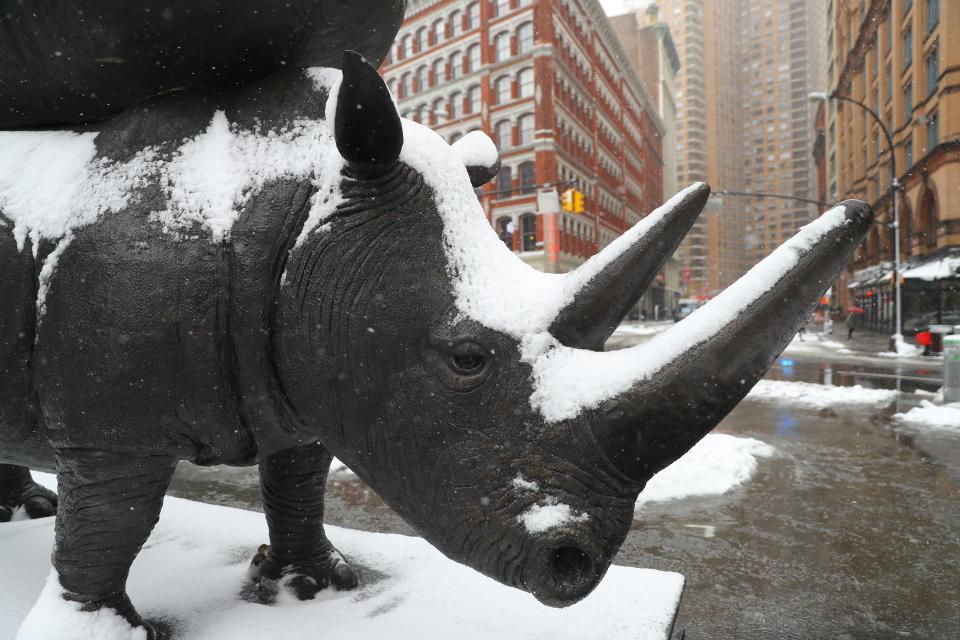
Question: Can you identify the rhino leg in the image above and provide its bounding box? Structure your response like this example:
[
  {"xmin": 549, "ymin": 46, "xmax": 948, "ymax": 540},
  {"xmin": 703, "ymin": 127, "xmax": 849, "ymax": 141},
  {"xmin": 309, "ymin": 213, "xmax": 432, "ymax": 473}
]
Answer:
[
  {"xmin": 17, "ymin": 449, "xmax": 177, "ymax": 640},
  {"xmin": 0, "ymin": 464, "xmax": 57, "ymax": 521},
  {"xmin": 251, "ymin": 441, "xmax": 358, "ymax": 600}
]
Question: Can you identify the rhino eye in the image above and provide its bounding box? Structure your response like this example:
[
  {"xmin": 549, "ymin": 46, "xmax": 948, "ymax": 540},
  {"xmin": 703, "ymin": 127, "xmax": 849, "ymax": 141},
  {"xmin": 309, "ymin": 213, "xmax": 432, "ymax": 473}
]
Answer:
[{"xmin": 451, "ymin": 353, "xmax": 485, "ymax": 375}]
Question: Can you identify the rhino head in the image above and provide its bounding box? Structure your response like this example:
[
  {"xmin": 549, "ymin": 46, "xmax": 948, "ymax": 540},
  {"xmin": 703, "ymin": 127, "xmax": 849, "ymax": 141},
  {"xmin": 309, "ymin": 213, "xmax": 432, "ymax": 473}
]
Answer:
[{"xmin": 275, "ymin": 52, "xmax": 872, "ymax": 607}]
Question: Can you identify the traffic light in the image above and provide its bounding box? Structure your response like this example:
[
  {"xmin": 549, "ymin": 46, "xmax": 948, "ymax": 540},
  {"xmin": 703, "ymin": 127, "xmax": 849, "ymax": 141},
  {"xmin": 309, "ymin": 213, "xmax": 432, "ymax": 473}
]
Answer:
[{"xmin": 561, "ymin": 188, "xmax": 585, "ymax": 213}]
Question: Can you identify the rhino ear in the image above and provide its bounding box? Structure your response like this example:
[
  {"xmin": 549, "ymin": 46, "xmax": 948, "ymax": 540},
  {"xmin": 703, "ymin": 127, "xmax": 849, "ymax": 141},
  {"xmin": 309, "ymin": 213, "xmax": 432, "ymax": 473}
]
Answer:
[
  {"xmin": 335, "ymin": 50, "xmax": 403, "ymax": 170},
  {"xmin": 451, "ymin": 131, "xmax": 501, "ymax": 188}
]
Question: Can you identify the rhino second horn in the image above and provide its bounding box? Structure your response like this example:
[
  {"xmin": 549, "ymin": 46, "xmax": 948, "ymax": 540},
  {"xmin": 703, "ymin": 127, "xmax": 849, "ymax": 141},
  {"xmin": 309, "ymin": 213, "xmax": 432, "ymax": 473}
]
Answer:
[
  {"xmin": 549, "ymin": 183, "xmax": 710, "ymax": 351},
  {"xmin": 588, "ymin": 199, "xmax": 873, "ymax": 482},
  {"xmin": 335, "ymin": 50, "xmax": 403, "ymax": 171}
]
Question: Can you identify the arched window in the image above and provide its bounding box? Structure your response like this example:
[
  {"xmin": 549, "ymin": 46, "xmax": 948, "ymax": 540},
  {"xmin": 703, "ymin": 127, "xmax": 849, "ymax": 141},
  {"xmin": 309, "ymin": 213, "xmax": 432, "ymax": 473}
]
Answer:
[
  {"xmin": 495, "ymin": 32, "xmax": 511, "ymax": 62},
  {"xmin": 495, "ymin": 0, "xmax": 511, "ymax": 17},
  {"xmin": 450, "ymin": 91, "xmax": 463, "ymax": 118},
  {"xmin": 449, "ymin": 131, "xmax": 463, "ymax": 144},
  {"xmin": 432, "ymin": 97, "xmax": 447, "ymax": 122},
  {"xmin": 918, "ymin": 188, "xmax": 939, "ymax": 251},
  {"xmin": 517, "ymin": 23, "xmax": 534, "ymax": 54},
  {"xmin": 518, "ymin": 114, "xmax": 535, "ymax": 144},
  {"xmin": 495, "ymin": 120, "xmax": 512, "ymax": 149},
  {"xmin": 467, "ymin": 2, "xmax": 481, "ymax": 29},
  {"xmin": 401, "ymin": 72, "xmax": 413, "ymax": 98},
  {"xmin": 467, "ymin": 85, "xmax": 482, "ymax": 113},
  {"xmin": 496, "ymin": 216, "xmax": 513, "ymax": 249},
  {"xmin": 519, "ymin": 161, "xmax": 536, "ymax": 194},
  {"xmin": 467, "ymin": 44, "xmax": 481, "ymax": 73},
  {"xmin": 495, "ymin": 76, "xmax": 512, "ymax": 104},
  {"xmin": 416, "ymin": 27, "xmax": 428, "ymax": 52},
  {"xmin": 416, "ymin": 66, "xmax": 428, "ymax": 91},
  {"xmin": 518, "ymin": 67, "xmax": 534, "ymax": 98},
  {"xmin": 520, "ymin": 213, "xmax": 537, "ymax": 251},
  {"xmin": 450, "ymin": 51, "xmax": 463, "ymax": 79},
  {"xmin": 403, "ymin": 34, "xmax": 414, "ymax": 58},
  {"xmin": 449, "ymin": 10, "xmax": 462, "ymax": 37},
  {"xmin": 433, "ymin": 19, "xmax": 445, "ymax": 44},
  {"xmin": 497, "ymin": 165, "xmax": 513, "ymax": 198},
  {"xmin": 432, "ymin": 58, "xmax": 446, "ymax": 84}
]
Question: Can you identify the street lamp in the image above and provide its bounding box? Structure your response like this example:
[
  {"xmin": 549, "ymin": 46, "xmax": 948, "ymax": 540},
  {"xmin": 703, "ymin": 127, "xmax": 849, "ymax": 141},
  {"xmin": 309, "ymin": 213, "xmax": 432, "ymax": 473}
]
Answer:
[{"xmin": 809, "ymin": 91, "xmax": 902, "ymax": 344}]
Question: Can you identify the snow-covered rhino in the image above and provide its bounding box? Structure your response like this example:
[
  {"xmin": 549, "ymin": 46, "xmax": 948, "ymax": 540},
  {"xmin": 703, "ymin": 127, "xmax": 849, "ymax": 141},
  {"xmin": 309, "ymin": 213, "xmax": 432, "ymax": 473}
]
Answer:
[{"xmin": 0, "ymin": 52, "xmax": 872, "ymax": 639}]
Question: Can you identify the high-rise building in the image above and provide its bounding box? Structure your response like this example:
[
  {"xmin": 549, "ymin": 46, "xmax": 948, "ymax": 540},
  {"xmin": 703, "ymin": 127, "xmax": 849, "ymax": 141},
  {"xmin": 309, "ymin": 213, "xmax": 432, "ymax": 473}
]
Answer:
[
  {"xmin": 824, "ymin": 0, "xmax": 959, "ymax": 334},
  {"xmin": 614, "ymin": 1, "xmax": 825, "ymax": 296},
  {"xmin": 381, "ymin": 0, "xmax": 665, "ymax": 282}
]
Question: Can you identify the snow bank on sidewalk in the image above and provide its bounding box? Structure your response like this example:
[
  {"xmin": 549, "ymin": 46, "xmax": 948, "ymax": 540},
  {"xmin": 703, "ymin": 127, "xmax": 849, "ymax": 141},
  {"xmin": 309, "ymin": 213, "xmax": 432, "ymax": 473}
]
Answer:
[
  {"xmin": 893, "ymin": 400, "xmax": 960, "ymax": 431},
  {"xmin": 747, "ymin": 380, "xmax": 898, "ymax": 409},
  {"xmin": 637, "ymin": 434, "xmax": 774, "ymax": 506},
  {"xmin": 1, "ymin": 474, "xmax": 684, "ymax": 640}
]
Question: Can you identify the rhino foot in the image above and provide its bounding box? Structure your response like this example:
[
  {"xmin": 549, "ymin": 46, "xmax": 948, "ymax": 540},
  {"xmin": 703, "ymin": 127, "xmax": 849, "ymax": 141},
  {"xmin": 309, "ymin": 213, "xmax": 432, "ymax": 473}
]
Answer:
[
  {"xmin": 248, "ymin": 543, "xmax": 359, "ymax": 601},
  {"xmin": 0, "ymin": 465, "xmax": 58, "ymax": 521}
]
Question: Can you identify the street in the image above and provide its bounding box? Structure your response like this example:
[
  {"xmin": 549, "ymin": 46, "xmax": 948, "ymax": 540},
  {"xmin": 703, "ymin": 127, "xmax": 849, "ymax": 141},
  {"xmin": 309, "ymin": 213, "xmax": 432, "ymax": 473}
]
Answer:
[{"xmin": 168, "ymin": 324, "xmax": 960, "ymax": 639}]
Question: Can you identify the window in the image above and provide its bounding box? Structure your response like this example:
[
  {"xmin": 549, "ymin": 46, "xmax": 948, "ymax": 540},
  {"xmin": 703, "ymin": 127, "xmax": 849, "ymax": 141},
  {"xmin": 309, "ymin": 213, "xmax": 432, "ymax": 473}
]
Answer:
[
  {"xmin": 495, "ymin": 216, "xmax": 513, "ymax": 249},
  {"xmin": 495, "ymin": 120, "xmax": 512, "ymax": 148},
  {"xmin": 467, "ymin": 85, "xmax": 482, "ymax": 114},
  {"xmin": 416, "ymin": 66, "xmax": 428, "ymax": 92},
  {"xmin": 926, "ymin": 46, "xmax": 939, "ymax": 98},
  {"xmin": 518, "ymin": 68, "xmax": 534, "ymax": 98},
  {"xmin": 450, "ymin": 51, "xmax": 463, "ymax": 79},
  {"xmin": 403, "ymin": 35, "xmax": 414, "ymax": 58},
  {"xmin": 927, "ymin": 0, "xmax": 940, "ymax": 33},
  {"xmin": 495, "ymin": 32, "xmax": 511, "ymax": 62},
  {"xmin": 903, "ymin": 26, "xmax": 912, "ymax": 68},
  {"xmin": 495, "ymin": 0, "xmax": 511, "ymax": 17},
  {"xmin": 886, "ymin": 65, "xmax": 892, "ymax": 100},
  {"xmin": 432, "ymin": 58, "xmax": 445, "ymax": 84},
  {"xmin": 517, "ymin": 22, "xmax": 534, "ymax": 54},
  {"xmin": 467, "ymin": 2, "xmax": 480, "ymax": 29},
  {"xmin": 519, "ymin": 161, "xmax": 535, "ymax": 194},
  {"xmin": 433, "ymin": 19, "xmax": 445, "ymax": 44},
  {"xmin": 402, "ymin": 72, "xmax": 413, "ymax": 98},
  {"xmin": 905, "ymin": 0, "xmax": 913, "ymax": 13},
  {"xmin": 467, "ymin": 44, "xmax": 481, "ymax": 73},
  {"xmin": 495, "ymin": 75, "xmax": 512, "ymax": 103},
  {"xmin": 450, "ymin": 92, "xmax": 463, "ymax": 118},
  {"xmin": 926, "ymin": 112, "xmax": 939, "ymax": 152},
  {"xmin": 520, "ymin": 214, "xmax": 537, "ymax": 251},
  {"xmin": 449, "ymin": 132, "xmax": 462, "ymax": 144},
  {"xmin": 904, "ymin": 135, "xmax": 913, "ymax": 168},
  {"xmin": 497, "ymin": 165, "xmax": 513, "ymax": 197},
  {"xmin": 416, "ymin": 27, "xmax": 428, "ymax": 52},
  {"xmin": 518, "ymin": 114, "xmax": 535, "ymax": 145},
  {"xmin": 450, "ymin": 11, "xmax": 462, "ymax": 37},
  {"xmin": 387, "ymin": 78, "xmax": 398, "ymax": 96},
  {"xmin": 904, "ymin": 81, "xmax": 913, "ymax": 122},
  {"xmin": 432, "ymin": 97, "xmax": 447, "ymax": 121}
]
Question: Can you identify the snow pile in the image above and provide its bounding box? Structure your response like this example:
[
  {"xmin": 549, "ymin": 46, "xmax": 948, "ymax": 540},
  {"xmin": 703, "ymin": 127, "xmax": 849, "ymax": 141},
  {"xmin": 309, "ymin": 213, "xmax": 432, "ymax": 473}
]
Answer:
[
  {"xmin": 0, "ymin": 475, "xmax": 684, "ymax": 640},
  {"xmin": 637, "ymin": 434, "xmax": 774, "ymax": 506},
  {"xmin": 893, "ymin": 334, "xmax": 924, "ymax": 357},
  {"xmin": 746, "ymin": 380, "xmax": 898, "ymax": 409},
  {"xmin": 613, "ymin": 322, "xmax": 674, "ymax": 336},
  {"xmin": 893, "ymin": 400, "xmax": 960, "ymax": 431}
]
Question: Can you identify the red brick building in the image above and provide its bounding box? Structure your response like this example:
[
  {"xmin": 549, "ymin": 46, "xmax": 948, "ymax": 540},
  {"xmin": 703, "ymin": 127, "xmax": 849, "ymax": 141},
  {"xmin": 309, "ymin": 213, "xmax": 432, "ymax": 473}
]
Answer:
[{"xmin": 381, "ymin": 0, "xmax": 665, "ymax": 274}]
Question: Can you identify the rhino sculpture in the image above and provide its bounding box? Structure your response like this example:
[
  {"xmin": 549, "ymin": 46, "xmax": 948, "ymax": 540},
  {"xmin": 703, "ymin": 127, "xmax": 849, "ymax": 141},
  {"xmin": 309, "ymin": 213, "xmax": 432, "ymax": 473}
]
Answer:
[{"xmin": 0, "ymin": 51, "xmax": 871, "ymax": 639}]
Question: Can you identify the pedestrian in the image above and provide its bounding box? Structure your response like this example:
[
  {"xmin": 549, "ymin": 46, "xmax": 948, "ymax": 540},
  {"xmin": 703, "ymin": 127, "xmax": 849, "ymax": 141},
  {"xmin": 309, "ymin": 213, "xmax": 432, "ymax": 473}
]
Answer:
[{"xmin": 846, "ymin": 312, "xmax": 856, "ymax": 339}]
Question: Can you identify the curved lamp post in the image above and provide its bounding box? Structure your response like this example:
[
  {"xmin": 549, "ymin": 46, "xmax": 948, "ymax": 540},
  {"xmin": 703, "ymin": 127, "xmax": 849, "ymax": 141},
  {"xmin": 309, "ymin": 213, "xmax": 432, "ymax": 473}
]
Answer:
[{"xmin": 809, "ymin": 91, "xmax": 902, "ymax": 342}]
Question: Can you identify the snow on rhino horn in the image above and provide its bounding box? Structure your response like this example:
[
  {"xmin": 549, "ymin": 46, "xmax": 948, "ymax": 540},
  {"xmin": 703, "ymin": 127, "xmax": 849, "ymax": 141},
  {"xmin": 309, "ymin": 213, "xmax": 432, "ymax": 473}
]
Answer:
[{"xmin": 1, "ymin": 50, "xmax": 872, "ymax": 640}]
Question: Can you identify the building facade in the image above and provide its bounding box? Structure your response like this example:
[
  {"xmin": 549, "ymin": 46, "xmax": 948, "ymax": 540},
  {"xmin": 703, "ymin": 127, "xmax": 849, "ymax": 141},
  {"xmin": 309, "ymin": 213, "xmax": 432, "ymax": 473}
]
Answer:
[
  {"xmin": 827, "ymin": 0, "xmax": 959, "ymax": 334},
  {"xmin": 381, "ymin": 0, "xmax": 665, "ymax": 280}
]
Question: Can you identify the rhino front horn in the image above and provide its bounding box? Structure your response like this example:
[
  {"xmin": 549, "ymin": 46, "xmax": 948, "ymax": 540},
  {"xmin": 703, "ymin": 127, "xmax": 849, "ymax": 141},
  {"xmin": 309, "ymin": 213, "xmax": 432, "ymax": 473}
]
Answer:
[
  {"xmin": 335, "ymin": 50, "xmax": 403, "ymax": 171},
  {"xmin": 586, "ymin": 200, "xmax": 873, "ymax": 482}
]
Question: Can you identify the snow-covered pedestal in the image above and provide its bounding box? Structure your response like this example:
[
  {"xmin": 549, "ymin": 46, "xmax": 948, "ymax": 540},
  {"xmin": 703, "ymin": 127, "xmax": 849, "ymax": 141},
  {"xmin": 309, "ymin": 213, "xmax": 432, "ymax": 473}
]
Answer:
[{"xmin": 1, "ymin": 476, "xmax": 684, "ymax": 640}]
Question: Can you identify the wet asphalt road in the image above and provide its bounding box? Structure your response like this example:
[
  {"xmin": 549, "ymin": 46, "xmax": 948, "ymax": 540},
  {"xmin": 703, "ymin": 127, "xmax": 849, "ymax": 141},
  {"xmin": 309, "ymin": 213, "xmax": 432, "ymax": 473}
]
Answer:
[{"xmin": 167, "ymin": 344, "xmax": 960, "ymax": 639}]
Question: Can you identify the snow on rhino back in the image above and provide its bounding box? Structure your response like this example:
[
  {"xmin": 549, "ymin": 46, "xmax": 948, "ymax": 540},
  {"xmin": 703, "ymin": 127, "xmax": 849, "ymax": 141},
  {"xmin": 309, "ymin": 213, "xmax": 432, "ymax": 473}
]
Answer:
[{"xmin": 0, "ymin": 68, "xmax": 346, "ymax": 255}]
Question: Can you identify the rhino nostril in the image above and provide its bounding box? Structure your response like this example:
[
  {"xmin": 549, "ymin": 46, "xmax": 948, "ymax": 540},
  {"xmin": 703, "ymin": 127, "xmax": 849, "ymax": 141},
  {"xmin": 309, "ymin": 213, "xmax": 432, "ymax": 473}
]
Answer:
[{"xmin": 549, "ymin": 545, "xmax": 594, "ymax": 587}]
